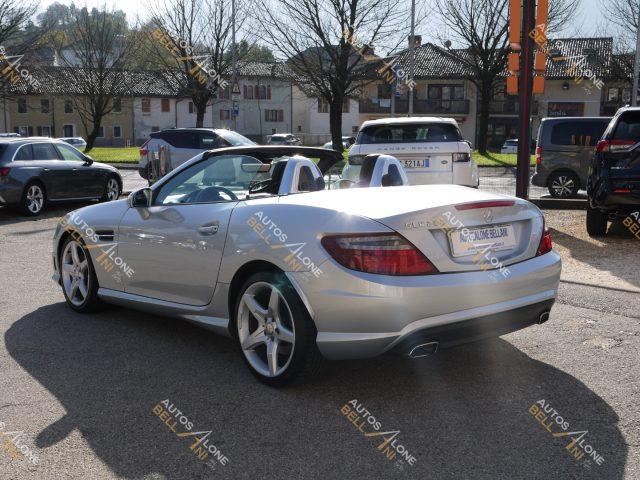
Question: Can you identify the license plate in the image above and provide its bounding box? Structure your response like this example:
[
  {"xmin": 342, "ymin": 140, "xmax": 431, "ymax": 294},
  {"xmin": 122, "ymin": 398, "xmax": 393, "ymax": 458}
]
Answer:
[
  {"xmin": 448, "ymin": 224, "xmax": 517, "ymax": 258},
  {"xmin": 401, "ymin": 159, "xmax": 428, "ymax": 168}
]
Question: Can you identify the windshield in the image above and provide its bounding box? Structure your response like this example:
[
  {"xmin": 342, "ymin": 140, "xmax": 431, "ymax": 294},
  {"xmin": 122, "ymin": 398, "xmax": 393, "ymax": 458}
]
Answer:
[
  {"xmin": 216, "ymin": 130, "xmax": 256, "ymax": 146},
  {"xmin": 357, "ymin": 123, "xmax": 462, "ymax": 144}
]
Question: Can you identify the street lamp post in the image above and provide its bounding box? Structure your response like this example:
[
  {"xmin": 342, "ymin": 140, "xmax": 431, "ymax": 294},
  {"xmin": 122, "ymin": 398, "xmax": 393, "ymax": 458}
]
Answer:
[
  {"xmin": 633, "ymin": 1, "xmax": 640, "ymax": 106},
  {"xmin": 408, "ymin": 0, "xmax": 415, "ymax": 116}
]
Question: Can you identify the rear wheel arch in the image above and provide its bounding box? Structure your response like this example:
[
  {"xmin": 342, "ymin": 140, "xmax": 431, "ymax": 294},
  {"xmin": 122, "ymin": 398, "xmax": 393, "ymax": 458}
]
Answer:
[{"xmin": 228, "ymin": 260, "xmax": 284, "ymax": 327}]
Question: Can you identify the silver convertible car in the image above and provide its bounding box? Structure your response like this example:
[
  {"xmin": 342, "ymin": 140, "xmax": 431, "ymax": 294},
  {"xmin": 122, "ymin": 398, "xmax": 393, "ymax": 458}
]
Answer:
[{"xmin": 52, "ymin": 146, "xmax": 561, "ymax": 386}]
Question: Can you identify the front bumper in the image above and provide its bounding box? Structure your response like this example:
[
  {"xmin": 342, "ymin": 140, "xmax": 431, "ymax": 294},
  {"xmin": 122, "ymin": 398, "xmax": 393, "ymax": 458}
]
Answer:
[
  {"xmin": 531, "ymin": 171, "xmax": 547, "ymax": 187},
  {"xmin": 290, "ymin": 251, "xmax": 561, "ymax": 360}
]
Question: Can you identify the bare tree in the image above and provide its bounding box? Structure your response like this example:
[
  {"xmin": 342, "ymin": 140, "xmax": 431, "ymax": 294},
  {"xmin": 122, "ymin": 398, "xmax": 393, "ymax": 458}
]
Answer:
[
  {"xmin": 0, "ymin": 0, "xmax": 39, "ymax": 47},
  {"xmin": 145, "ymin": 0, "xmax": 245, "ymax": 127},
  {"xmin": 436, "ymin": 0, "xmax": 580, "ymax": 153},
  {"xmin": 602, "ymin": 0, "xmax": 638, "ymax": 46},
  {"xmin": 259, "ymin": 0, "xmax": 408, "ymax": 151},
  {"xmin": 52, "ymin": 6, "xmax": 137, "ymax": 151}
]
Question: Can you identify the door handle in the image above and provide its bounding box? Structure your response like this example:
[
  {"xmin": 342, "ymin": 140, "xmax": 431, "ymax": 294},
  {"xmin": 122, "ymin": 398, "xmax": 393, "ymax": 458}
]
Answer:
[
  {"xmin": 43, "ymin": 168, "xmax": 50, "ymax": 172},
  {"xmin": 197, "ymin": 222, "xmax": 219, "ymax": 235}
]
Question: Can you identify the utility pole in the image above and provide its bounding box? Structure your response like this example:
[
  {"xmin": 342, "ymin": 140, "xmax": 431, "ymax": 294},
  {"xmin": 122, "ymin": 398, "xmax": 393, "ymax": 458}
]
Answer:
[
  {"xmin": 408, "ymin": 0, "xmax": 415, "ymax": 116},
  {"xmin": 231, "ymin": 0, "xmax": 237, "ymax": 130},
  {"xmin": 515, "ymin": 0, "xmax": 536, "ymax": 199},
  {"xmin": 633, "ymin": 2, "xmax": 640, "ymax": 106}
]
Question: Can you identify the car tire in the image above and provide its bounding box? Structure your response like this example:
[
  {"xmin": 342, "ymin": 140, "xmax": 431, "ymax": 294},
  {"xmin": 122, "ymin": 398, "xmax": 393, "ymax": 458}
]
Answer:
[
  {"xmin": 586, "ymin": 204, "xmax": 608, "ymax": 237},
  {"xmin": 101, "ymin": 175, "xmax": 121, "ymax": 202},
  {"xmin": 59, "ymin": 235, "xmax": 104, "ymax": 313},
  {"xmin": 20, "ymin": 182, "xmax": 46, "ymax": 216},
  {"xmin": 547, "ymin": 172, "xmax": 580, "ymax": 198},
  {"xmin": 233, "ymin": 271, "xmax": 324, "ymax": 386}
]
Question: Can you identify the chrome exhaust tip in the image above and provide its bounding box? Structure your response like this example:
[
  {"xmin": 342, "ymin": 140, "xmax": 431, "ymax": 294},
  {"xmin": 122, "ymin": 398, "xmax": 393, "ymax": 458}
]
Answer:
[
  {"xmin": 538, "ymin": 311, "xmax": 550, "ymax": 324},
  {"xmin": 408, "ymin": 341, "xmax": 439, "ymax": 359}
]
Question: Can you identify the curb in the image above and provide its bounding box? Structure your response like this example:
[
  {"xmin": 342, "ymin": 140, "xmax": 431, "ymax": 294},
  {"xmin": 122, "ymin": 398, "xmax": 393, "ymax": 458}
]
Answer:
[
  {"xmin": 108, "ymin": 163, "xmax": 138, "ymax": 170},
  {"xmin": 531, "ymin": 198, "xmax": 587, "ymax": 210}
]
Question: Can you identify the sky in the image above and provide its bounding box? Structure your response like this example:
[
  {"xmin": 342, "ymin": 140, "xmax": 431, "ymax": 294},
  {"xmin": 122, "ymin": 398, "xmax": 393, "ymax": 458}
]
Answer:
[{"xmin": 37, "ymin": 0, "xmax": 608, "ymax": 40}]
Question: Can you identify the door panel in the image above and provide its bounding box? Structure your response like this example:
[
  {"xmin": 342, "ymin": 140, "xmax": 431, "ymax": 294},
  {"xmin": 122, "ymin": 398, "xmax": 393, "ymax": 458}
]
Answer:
[
  {"xmin": 29, "ymin": 143, "xmax": 73, "ymax": 199},
  {"xmin": 118, "ymin": 203, "xmax": 235, "ymax": 305},
  {"xmin": 55, "ymin": 143, "xmax": 103, "ymax": 197}
]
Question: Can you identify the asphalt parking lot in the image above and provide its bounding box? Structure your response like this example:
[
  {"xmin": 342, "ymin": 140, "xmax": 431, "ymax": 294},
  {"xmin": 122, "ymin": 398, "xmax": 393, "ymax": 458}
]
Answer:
[{"xmin": 0, "ymin": 205, "xmax": 638, "ymax": 479}]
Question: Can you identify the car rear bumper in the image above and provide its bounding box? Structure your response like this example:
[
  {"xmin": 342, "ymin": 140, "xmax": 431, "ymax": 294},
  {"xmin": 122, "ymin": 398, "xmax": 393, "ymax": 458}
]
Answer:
[
  {"xmin": 290, "ymin": 250, "xmax": 561, "ymax": 360},
  {"xmin": 0, "ymin": 185, "xmax": 22, "ymax": 205},
  {"xmin": 531, "ymin": 171, "xmax": 547, "ymax": 187}
]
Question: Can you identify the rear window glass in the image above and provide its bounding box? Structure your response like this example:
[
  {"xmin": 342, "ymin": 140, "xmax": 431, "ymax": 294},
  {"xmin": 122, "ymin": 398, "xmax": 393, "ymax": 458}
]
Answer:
[
  {"xmin": 612, "ymin": 111, "xmax": 640, "ymax": 142},
  {"xmin": 357, "ymin": 123, "xmax": 462, "ymax": 144},
  {"xmin": 549, "ymin": 120, "xmax": 609, "ymax": 146},
  {"xmin": 217, "ymin": 130, "xmax": 256, "ymax": 146}
]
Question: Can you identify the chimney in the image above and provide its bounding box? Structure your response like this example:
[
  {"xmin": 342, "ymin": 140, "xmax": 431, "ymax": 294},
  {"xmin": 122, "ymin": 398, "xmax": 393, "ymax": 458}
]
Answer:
[{"xmin": 409, "ymin": 35, "xmax": 422, "ymax": 48}]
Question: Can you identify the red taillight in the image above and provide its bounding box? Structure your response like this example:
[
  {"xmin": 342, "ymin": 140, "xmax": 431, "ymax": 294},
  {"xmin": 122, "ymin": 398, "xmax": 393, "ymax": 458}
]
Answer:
[
  {"xmin": 0, "ymin": 167, "xmax": 9, "ymax": 177},
  {"xmin": 455, "ymin": 200, "xmax": 515, "ymax": 211},
  {"xmin": 321, "ymin": 233, "xmax": 438, "ymax": 276},
  {"xmin": 453, "ymin": 152, "xmax": 470, "ymax": 162},
  {"xmin": 140, "ymin": 139, "xmax": 150, "ymax": 157},
  {"xmin": 613, "ymin": 188, "xmax": 631, "ymax": 194},
  {"xmin": 598, "ymin": 139, "xmax": 637, "ymax": 153},
  {"xmin": 535, "ymin": 146, "xmax": 542, "ymax": 165},
  {"xmin": 536, "ymin": 217, "xmax": 553, "ymax": 256}
]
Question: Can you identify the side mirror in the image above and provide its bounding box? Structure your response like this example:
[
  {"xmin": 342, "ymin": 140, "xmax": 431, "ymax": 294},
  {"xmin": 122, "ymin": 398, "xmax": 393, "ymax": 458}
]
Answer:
[
  {"xmin": 128, "ymin": 187, "xmax": 152, "ymax": 208},
  {"xmin": 83, "ymin": 155, "xmax": 93, "ymax": 165}
]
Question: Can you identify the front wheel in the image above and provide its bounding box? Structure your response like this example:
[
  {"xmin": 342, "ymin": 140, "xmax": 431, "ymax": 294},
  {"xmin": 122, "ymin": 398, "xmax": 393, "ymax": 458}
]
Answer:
[
  {"xmin": 101, "ymin": 176, "xmax": 120, "ymax": 202},
  {"xmin": 586, "ymin": 204, "xmax": 608, "ymax": 237},
  {"xmin": 60, "ymin": 236, "xmax": 103, "ymax": 312},
  {"xmin": 233, "ymin": 271, "xmax": 323, "ymax": 386}
]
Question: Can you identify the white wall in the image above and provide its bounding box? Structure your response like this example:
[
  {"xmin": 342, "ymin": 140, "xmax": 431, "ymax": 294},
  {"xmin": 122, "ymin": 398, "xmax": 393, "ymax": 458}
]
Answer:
[{"xmin": 133, "ymin": 97, "xmax": 178, "ymax": 142}]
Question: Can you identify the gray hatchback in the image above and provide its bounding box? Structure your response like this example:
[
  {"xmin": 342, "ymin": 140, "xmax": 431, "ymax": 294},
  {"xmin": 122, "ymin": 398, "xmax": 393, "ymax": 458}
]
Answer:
[
  {"xmin": 531, "ymin": 117, "xmax": 611, "ymax": 198},
  {"xmin": 0, "ymin": 138, "xmax": 122, "ymax": 215}
]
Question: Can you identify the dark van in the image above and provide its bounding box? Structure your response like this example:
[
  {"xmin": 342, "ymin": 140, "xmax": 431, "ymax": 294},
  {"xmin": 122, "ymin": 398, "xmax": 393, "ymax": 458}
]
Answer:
[{"xmin": 531, "ymin": 117, "xmax": 611, "ymax": 198}]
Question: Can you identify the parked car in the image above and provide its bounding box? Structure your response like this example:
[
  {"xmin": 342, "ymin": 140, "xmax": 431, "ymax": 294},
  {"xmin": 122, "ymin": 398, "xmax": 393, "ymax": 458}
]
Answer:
[
  {"xmin": 52, "ymin": 145, "xmax": 560, "ymax": 386},
  {"xmin": 267, "ymin": 134, "xmax": 302, "ymax": 146},
  {"xmin": 59, "ymin": 137, "xmax": 88, "ymax": 150},
  {"xmin": 586, "ymin": 107, "xmax": 640, "ymax": 236},
  {"xmin": 343, "ymin": 117, "xmax": 479, "ymax": 188},
  {"xmin": 0, "ymin": 138, "xmax": 122, "ymax": 216},
  {"xmin": 500, "ymin": 139, "xmax": 518, "ymax": 154},
  {"xmin": 138, "ymin": 128, "xmax": 255, "ymax": 183},
  {"xmin": 0, "ymin": 133, "xmax": 21, "ymax": 138},
  {"xmin": 322, "ymin": 136, "xmax": 357, "ymax": 150},
  {"xmin": 531, "ymin": 117, "xmax": 611, "ymax": 198}
]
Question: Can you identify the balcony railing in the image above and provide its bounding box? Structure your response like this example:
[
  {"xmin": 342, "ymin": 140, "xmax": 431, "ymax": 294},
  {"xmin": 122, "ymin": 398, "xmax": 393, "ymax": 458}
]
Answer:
[{"xmin": 359, "ymin": 98, "xmax": 470, "ymax": 115}]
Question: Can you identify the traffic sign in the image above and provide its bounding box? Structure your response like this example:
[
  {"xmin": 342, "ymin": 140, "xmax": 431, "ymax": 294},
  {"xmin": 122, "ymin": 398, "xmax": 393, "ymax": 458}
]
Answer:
[{"xmin": 232, "ymin": 80, "xmax": 241, "ymax": 96}]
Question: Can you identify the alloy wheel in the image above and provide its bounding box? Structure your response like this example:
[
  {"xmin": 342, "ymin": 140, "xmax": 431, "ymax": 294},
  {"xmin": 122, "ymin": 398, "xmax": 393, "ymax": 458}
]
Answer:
[
  {"xmin": 551, "ymin": 175, "xmax": 575, "ymax": 198},
  {"xmin": 26, "ymin": 185, "xmax": 44, "ymax": 214},
  {"xmin": 237, "ymin": 282, "xmax": 296, "ymax": 377},
  {"xmin": 106, "ymin": 178, "xmax": 119, "ymax": 201},
  {"xmin": 61, "ymin": 240, "xmax": 90, "ymax": 307}
]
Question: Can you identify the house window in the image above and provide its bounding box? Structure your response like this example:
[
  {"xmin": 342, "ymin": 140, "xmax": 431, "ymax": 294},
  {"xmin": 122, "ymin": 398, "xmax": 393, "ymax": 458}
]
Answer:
[
  {"xmin": 161, "ymin": 98, "xmax": 170, "ymax": 112},
  {"xmin": 141, "ymin": 98, "xmax": 151, "ymax": 113},
  {"xmin": 428, "ymin": 85, "xmax": 465, "ymax": 101},
  {"xmin": 318, "ymin": 98, "xmax": 329, "ymax": 113},
  {"xmin": 17, "ymin": 98, "xmax": 27, "ymax": 113},
  {"xmin": 113, "ymin": 98, "xmax": 122, "ymax": 113},
  {"xmin": 63, "ymin": 125, "xmax": 74, "ymax": 137},
  {"xmin": 607, "ymin": 88, "xmax": 620, "ymax": 102},
  {"xmin": 623, "ymin": 88, "xmax": 631, "ymax": 103},
  {"xmin": 17, "ymin": 126, "xmax": 29, "ymax": 136},
  {"xmin": 265, "ymin": 109, "xmax": 283, "ymax": 122},
  {"xmin": 64, "ymin": 100, "xmax": 73, "ymax": 113},
  {"xmin": 218, "ymin": 86, "xmax": 230, "ymax": 99},
  {"xmin": 352, "ymin": 125, "xmax": 359, "ymax": 134},
  {"xmin": 151, "ymin": 126, "xmax": 160, "ymax": 132},
  {"xmin": 297, "ymin": 125, "xmax": 302, "ymax": 132},
  {"xmin": 113, "ymin": 125, "xmax": 122, "ymax": 138},
  {"xmin": 188, "ymin": 102, "xmax": 194, "ymax": 113},
  {"xmin": 244, "ymin": 84, "xmax": 254, "ymax": 99},
  {"xmin": 37, "ymin": 126, "xmax": 51, "ymax": 136},
  {"xmin": 377, "ymin": 83, "xmax": 391, "ymax": 98},
  {"xmin": 97, "ymin": 126, "xmax": 105, "ymax": 138},
  {"xmin": 342, "ymin": 100, "xmax": 350, "ymax": 113},
  {"xmin": 41, "ymin": 99, "xmax": 50, "ymax": 114},
  {"xmin": 220, "ymin": 110, "xmax": 231, "ymax": 120}
]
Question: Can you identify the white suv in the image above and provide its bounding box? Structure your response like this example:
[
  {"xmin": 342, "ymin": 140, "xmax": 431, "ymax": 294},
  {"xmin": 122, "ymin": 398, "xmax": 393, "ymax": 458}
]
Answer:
[{"xmin": 343, "ymin": 117, "xmax": 479, "ymax": 187}]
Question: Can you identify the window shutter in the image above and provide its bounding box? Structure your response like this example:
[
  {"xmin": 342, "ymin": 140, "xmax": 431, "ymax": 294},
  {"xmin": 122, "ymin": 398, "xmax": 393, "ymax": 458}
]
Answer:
[
  {"xmin": 267, "ymin": 86, "xmax": 271, "ymax": 99},
  {"xmin": 37, "ymin": 126, "xmax": 42, "ymax": 136},
  {"xmin": 220, "ymin": 110, "xmax": 224, "ymax": 120},
  {"xmin": 278, "ymin": 110, "xmax": 283, "ymax": 122},
  {"xmin": 243, "ymin": 85, "xmax": 247, "ymax": 98},
  {"xmin": 28, "ymin": 126, "xmax": 33, "ymax": 136},
  {"xmin": 254, "ymin": 85, "xmax": 259, "ymax": 98}
]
